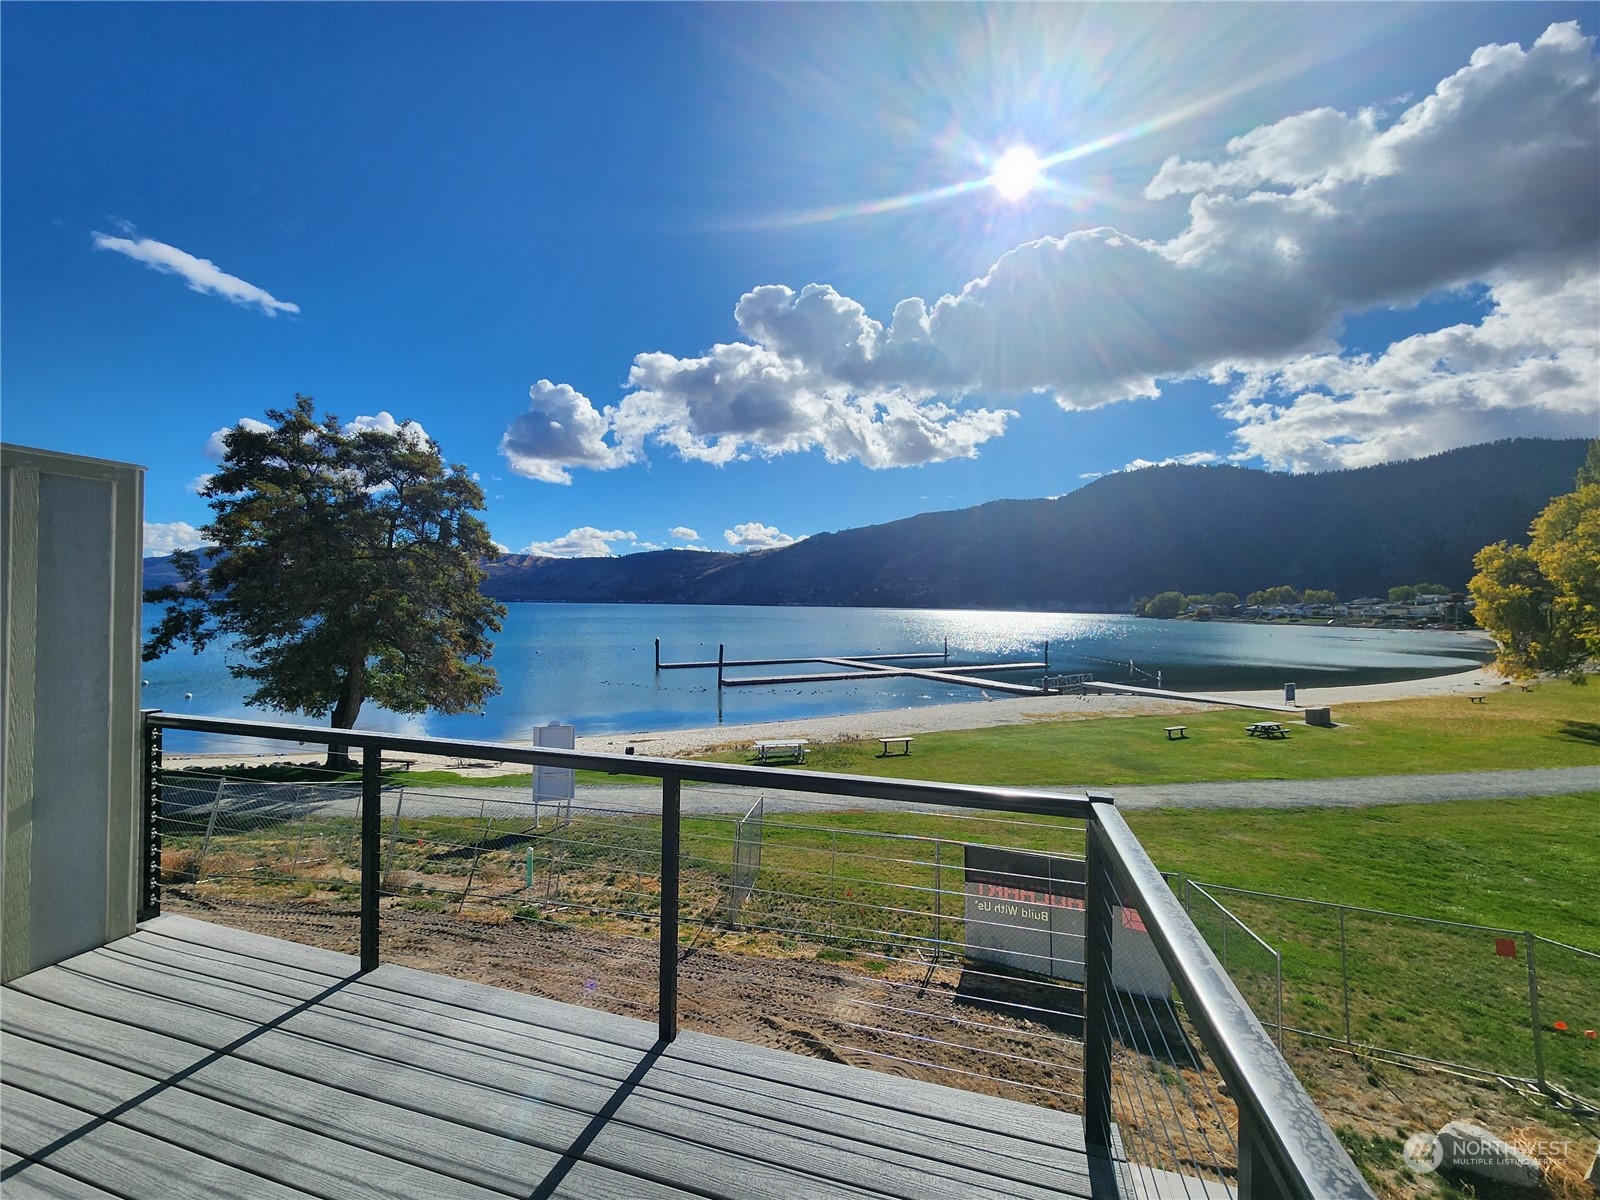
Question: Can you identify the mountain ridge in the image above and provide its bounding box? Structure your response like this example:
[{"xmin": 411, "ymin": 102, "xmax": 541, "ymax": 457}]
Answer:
[{"xmin": 147, "ymin": 438, "xmax": 1590, "ymax": 611}]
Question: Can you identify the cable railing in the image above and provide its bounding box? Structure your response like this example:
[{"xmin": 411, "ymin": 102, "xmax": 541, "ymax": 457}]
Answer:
[{"xmin": 143, "ymin": 710, "xmax": 1375, "ymax": 1200}]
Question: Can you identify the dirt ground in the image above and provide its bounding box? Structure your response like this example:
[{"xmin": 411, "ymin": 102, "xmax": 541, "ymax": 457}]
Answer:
[{"xmin": 162, "ymin": 891, "xmax": 1597, "ymax": 1199}]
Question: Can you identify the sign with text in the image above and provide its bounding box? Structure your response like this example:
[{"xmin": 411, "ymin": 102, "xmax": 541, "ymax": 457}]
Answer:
[{"xmin": 963, "ymin": 845, "xmax": 1170, "ymax": 999}]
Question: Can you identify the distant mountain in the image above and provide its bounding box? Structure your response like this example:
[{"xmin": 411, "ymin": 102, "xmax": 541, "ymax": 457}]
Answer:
[{"xmin": 146, "ymin": 438, "xmax": 1590, "ymax": 612}]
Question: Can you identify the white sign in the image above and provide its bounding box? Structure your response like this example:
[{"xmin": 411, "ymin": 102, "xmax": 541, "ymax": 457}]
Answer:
[{"xmin": 532, "ymin": 721, "xmax": 575, "ymax": 817}]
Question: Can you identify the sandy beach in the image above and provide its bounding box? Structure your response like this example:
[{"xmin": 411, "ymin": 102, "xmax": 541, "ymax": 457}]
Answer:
[
  {"xmin": 163, "ymin": 663, "xmax": 1509, "ymax": 773},
  {"xmin": 578, "ymin": 664, "xmax": 1507, "ymax": 758}
]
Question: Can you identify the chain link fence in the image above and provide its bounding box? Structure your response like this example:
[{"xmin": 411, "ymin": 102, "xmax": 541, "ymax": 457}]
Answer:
[{"xmin": 1181, "ymin": 881, "xmax": 1599, "ymax": 1108}]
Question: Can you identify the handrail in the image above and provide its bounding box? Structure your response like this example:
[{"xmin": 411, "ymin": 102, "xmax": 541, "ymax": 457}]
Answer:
[
  {"xmin": 142, "ymin": 710, "xmax": 1375, "ymax": 1200},
  {"xmin": 146, "ymin": 712, "xmax": 1097, "ymax": 819}
]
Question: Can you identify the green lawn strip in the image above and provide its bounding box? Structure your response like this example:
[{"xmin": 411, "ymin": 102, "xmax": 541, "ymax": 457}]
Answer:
[
  {"xmin": 1124, "ymin": 793, "xmax": 1600, "ymax": 1096},
  {"xmin": 699, "ymin": 684, "xmax": 1599, "ymax": 787}
]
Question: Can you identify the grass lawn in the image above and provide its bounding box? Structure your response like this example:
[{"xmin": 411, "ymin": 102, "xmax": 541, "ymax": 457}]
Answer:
[
  {"xmin": 701, "ymin": 683, "xmax": 1599, "ymax": 788},
  {"xmin": 1124, "ymin": 793, "xmax": 1599, "ymax": 945}
]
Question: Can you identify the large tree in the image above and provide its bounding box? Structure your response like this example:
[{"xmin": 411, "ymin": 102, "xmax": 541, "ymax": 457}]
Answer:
[
  {"xmin": 145, "ymin": 396, "xmax": 506, "ymax": 766},
  {"xmin": 1469, "ymin": 441, "xmax": 1600, "ymax": 679}
]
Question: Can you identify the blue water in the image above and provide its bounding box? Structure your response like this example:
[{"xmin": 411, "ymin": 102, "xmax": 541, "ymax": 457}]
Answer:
[{"xmin": 141, "ymin": 603, "xmax": 1494, "ymax": 751}]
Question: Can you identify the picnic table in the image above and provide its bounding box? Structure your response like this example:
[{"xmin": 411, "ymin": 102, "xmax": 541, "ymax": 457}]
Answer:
[
  {"xmin": 878, "ymin": 736, "xmax": 914, "ymax": 756},
  {"xmin": 754, "ymin": 739, "xmax": 808, "ymax": 764},
  {"xmin": 1245, "ymin": 722, "xmax": 1288, "ymax": 739}
]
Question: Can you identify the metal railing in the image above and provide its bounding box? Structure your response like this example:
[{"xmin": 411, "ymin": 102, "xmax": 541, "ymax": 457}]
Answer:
[{"xmin": 142, "ymin": 710, "xmax": 1375, "ymax": 1200}]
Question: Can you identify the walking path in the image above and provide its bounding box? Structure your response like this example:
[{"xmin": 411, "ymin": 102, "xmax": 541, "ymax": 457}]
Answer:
[
  {"xmin": 1075, "ymin": 765, "xmax": 1598, "ymax": 811},
  {"xmin": 383, "ymin": 765, "xmax": 1597, "ymax": 820}
]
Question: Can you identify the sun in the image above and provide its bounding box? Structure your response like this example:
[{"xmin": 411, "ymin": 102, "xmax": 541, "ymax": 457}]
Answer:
[{"xmin": 990, "ymin": 146, "xmax": 1043, "ymax": 201}]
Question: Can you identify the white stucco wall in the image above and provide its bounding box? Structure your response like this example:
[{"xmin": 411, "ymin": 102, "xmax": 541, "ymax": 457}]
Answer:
[{"xmin": 2, "ymin": 444, "xmax": 144, "ymax": 982}]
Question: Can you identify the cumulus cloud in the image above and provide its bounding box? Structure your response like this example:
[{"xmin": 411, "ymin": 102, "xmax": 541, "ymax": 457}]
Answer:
[
  {"xmin": 725, "ymin": 522, "xmax": 804, "ymax": 551},
  {"xmin": 1223, "ymin": 271, "xmax": 1600, "ymax": 470},
  {"xmin": 670, "ymin": 526, "xmax": 700, "ymax": 541},
  {"xmin": 504, "ymin": 23, "xmax": 1597, "ymax": 479},
  {"xmin": 345, "ymin": 411, "xmax": 431, "ymax": 448},
  {"xmin": 92, "ymin": 231, "xmax": 299, "ymax": 316},
  {"xmin": 501, "ymin": 381, "xmax": 634, "ymax": 484},
  {"xmin": 143, "ymin": 521, "xmax": 204, "ymax": 556},
  {"xmin": 203, "ymin": 417, "xmax": 272, "ymax": 461},
  {"xmin": 1121, "ymin": 452, "xmax": 1223, "ymax": 472},
  {"xmin": 522, "ymin": 527, "xmax": 638, "ymax": 558}
]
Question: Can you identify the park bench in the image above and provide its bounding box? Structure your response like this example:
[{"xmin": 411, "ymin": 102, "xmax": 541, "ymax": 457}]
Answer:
[
  {"xmin": 754, "ymin": 739, "xmax": 808, "ymax": 764},
  {"xmin": 878, "ymin": 736, "xmax": 914, "ymax": 756},
  {"xmin": 1245, "ymin": 722, "xmax": 1288, "ymax": 739},
  {"xmin": 1469, "ymin": 695, "xmax": 1486, "ymax": 704},
  {"xmin": 1163, "ymin": 726, "xmax": 1187, "ymax": 740}
]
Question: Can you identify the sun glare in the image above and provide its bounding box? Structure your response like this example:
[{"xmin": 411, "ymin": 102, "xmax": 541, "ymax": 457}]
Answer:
[{"xmin": 991, "ymin": 146, "xmax": 1043, "ymax": 201}]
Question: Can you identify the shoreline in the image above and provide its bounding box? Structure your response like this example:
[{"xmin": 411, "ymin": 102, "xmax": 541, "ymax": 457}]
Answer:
[
  {"xmin": 578, "ymin": 664, "xmax": 1504, "ymax": 759},
  {"xmin": 163, "ymin": 664, "xmax": 1507, "ymax": 774}
]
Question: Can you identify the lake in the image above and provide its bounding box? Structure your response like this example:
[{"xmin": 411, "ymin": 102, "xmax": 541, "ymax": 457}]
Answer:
[{"xmin": 141, "ymin": 602, "xmax": 1494, "ymax": 752}]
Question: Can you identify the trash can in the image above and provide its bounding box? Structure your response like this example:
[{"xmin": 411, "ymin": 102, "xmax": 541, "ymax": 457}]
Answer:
[{"xmin": 1285, "ymin": 682, "xmax": 1296, "ymax": 703}]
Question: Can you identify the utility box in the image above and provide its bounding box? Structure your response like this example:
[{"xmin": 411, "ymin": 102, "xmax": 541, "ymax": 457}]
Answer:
[{"xmin": 2, "ymin": 445, "xmax": 145, "ymax": 982}]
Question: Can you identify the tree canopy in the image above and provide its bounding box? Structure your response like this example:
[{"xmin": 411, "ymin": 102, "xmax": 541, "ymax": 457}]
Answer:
[
  {"xmin": 145, "ymin": 396, "xmax": 506, "ymax": 762},
  {"xmin": 1469, "ymin": 441, "xmax": 1600, "ymax": 678}
]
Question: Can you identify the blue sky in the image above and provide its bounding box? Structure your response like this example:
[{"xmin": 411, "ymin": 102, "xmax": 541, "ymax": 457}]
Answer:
[{"xmin": 3, "ymin": 3, "xmax": 1596, "ymax": 559}]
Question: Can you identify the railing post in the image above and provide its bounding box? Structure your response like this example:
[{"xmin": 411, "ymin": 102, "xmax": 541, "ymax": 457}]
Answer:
[
  {"xmin": 359, "ymin": 746, "xmax": 381, "ymax": 973},
  {"xmin": 659, "ymin": 775, "xmax": 681, "ymax": 1043},
  {"xmin": 1339, "ymin": 905, "xmax": 1351, "ymax": 1045},
  {"xmin": 138, "ymin": 711, "xmax": 163, "ymax": 922},
  {"xmin": 1084, "ymin": 801, "xmax": 1117, "ymax": 1157},
  {"xmin": 1525, "ymin": 931, "xmax": 1546, "ymax": 1092}
]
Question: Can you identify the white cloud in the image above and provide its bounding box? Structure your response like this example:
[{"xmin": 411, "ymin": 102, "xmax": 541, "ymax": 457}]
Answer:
[
  {"xmin": 203, "ymin": 417, "xmax": 272, "ymax": 461},
  {"xmin": 504, "ymin": 23, "xmax": 1597, "ymax": 479},
  {"xmin": 725, "ymin": 521, "xmax": 804, "ymax": 550},
  {"xmin": 1223, "ymin": 271, "xmax": 1600, "ymax": 470},
  {"xmin": 521, "ymin": 527, "xmax": 638, "ymax": 558},
  {"xmin": 143, "ymin": 521, "xmax": 203, "ymax": 556},
  {"xmin": 670, "ymin": 526, "xmax": 700, "ymax": 541},
  {"xmin": 345, "ymin": 411, "xmax": 431, "ymax": 448},
  {"xmin": 1122, "ymin": 451, "xmax": 1222, "ymax": 472},
  {"xmin": 92, "ymin": 231, "xmax": 299, "ymax": 316},
  {"xmin": 501, "ymin": 380, "xmax": 633, "ymax": 484}
]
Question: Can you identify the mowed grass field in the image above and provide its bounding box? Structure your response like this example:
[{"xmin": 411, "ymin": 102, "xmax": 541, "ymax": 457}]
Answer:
[
  {"xmin": 374, "ymin": 680, "xmax": 1597, "ymax": 792},
  {"xmin": 728, "ymin": 683, "xmax": 1600, "ymax": 787}
]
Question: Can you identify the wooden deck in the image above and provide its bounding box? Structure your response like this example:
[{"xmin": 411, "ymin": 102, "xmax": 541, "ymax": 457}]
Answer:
[{"xmin": 2, "ymin": 915, "xmax": 1129, "ymax": 1199}]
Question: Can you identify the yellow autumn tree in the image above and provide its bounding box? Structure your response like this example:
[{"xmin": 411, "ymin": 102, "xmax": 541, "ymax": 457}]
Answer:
[{"xmin": 1470, "ymin": 440, "xmax": 1600, "ymax": 678}]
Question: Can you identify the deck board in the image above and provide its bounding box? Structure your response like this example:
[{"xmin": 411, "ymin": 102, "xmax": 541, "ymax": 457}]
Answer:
[{"xmin": 3, "ymin": 915, "xmax": 1114, "ymax": 1199}]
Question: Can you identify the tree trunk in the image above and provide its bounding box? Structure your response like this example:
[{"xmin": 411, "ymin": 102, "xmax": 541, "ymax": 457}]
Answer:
[{"xmin": 326, "ymin": 659, "xmax": 366, "ymax": 772}]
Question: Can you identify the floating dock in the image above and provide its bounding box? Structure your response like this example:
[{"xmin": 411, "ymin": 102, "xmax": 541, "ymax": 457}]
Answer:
[{"xmin": 655, "ymin": 638, "xmax": 1074, "ymax": 697}]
